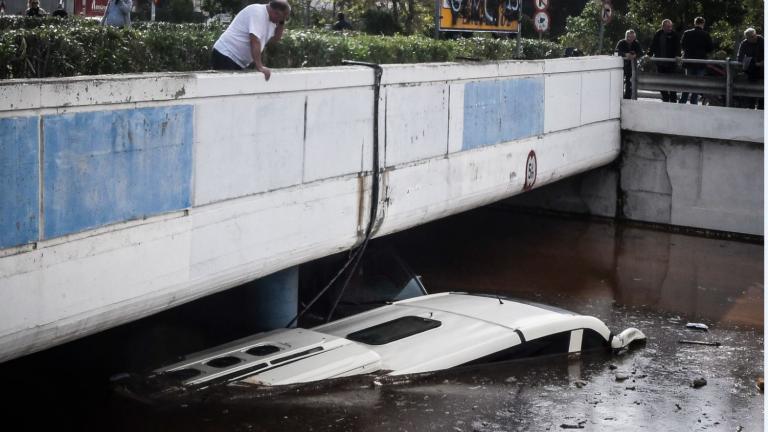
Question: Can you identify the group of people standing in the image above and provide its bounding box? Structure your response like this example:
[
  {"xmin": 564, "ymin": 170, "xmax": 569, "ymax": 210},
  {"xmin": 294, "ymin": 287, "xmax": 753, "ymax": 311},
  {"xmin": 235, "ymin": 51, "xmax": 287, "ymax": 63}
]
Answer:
[
  {"xmin": 616, "ymin": 17, "xmax": 763, "ymax": 109},
  {"xmin": 20, "ymin": 0, "xmax": 131, "ymax": 27},
  {"xmin": 24, "ymin": 0, "xmax": 66, "ymax": 17}
]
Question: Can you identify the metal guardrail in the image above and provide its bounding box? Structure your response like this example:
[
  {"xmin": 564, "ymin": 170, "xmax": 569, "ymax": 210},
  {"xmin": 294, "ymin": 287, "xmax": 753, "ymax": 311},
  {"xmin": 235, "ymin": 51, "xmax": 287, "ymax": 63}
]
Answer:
[{"xmin": 629, "ymin": 57, "xmax": 763, "ymax": 107}]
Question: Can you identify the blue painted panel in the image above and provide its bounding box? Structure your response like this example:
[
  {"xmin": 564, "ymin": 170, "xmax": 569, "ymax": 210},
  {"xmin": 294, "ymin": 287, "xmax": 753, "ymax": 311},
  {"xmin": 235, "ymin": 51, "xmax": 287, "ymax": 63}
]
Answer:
[
  {"xmin": 0, "ymin": 117, "xmax": 39, "ymax": 249},
  {"xmin": 462, "ymin": 78, "xmax": 544, "ymax": 150},
  {"xmin": 43, "ymin": 106, "xmax": 193, "ymax": 239}
]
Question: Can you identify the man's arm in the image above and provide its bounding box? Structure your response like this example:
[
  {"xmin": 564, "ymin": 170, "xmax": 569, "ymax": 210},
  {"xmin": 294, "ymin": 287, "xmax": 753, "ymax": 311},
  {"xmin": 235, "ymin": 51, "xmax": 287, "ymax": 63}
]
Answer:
[
  {"xmin": 615, "ymin": 41, "xmax": 627, "ymax": 57},
  {"xmin": 680, "ymin": 31, "xmax": 688, "ymax": 56},
  {"xmin": 737, "ymin": 41, "xmax": 745, "ymax": 62},
  {"xmin": 647, "ymin": 34, "xmax": 658, "ymax": 56},
  {"xmin": 249, "ymin": 34, "xmax": 271, "ymax": 81},
  {"xmin": 273, "ymin": 21, "xmax": 285, "ymax": 43}
]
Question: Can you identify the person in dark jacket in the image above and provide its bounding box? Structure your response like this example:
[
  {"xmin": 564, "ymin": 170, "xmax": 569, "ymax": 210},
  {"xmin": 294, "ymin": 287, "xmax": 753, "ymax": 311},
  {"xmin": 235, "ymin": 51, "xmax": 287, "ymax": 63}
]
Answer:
[
  {"xmin": 616, "ymin": 29, "xmax": 643, "ymax": 99},
  {"xmin": 647, "ymin": 19, "xmax": 680, "ymax": 102},
  {"xmin": 25, "ymin": 0, "xmax": 46, "ymax": 16},
  {"xmin": 737, "ymin": 28, "xmax": 764, "ymax": 109},
  {"xmin": 52, "ymin": 1, "xmax": 68, "ymax": 17},
  {"xmin": 332, "ymin": 12, "xmax": 352, "ymax": 31},
  {"xmin": 679, "ymin": 17, "xmax": 713, "ymax": 104}
]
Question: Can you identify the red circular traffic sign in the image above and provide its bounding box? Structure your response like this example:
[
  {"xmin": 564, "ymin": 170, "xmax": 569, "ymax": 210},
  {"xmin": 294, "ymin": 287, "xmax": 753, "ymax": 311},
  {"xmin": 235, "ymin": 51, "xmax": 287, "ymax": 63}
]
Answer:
[
  {"xmin": 534, "ymin": 11, "xmax": 550, "ymax": 33},
  {"xmin": 601, "ymin": 2, "xmax": 613, "ymax": 24}
]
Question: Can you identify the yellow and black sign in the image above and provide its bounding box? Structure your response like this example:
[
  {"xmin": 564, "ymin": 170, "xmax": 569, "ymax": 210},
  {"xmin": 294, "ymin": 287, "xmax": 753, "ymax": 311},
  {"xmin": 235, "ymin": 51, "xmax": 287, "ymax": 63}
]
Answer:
[{"xmin": 438, "ymin": 0, "xmax": 520, "ymax": 33}]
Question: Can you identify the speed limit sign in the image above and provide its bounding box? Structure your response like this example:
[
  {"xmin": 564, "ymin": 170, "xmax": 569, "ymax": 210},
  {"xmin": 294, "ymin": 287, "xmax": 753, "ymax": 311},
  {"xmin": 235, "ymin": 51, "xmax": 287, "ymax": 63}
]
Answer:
[{"xmin": 534, "ymin": 11, "xmax": 550, "ymax": 33}]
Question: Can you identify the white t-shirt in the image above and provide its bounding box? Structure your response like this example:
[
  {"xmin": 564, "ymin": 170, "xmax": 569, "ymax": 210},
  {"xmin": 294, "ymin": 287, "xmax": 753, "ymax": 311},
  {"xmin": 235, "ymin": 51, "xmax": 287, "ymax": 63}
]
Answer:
[{"xmin": 213, "ymin": 4, "xmax": 277, "ymax": 68}]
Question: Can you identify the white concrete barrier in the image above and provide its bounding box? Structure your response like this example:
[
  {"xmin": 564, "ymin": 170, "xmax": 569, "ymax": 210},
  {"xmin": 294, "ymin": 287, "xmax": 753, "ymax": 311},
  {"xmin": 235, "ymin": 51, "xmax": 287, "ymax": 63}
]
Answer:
[
  {"xmin": 0, "ymin": 57, "xmax": 622, "ymax": 361},
  {"xmin": 621, "ymin": 99, "xmax": 764, "ymax": 143},
  {"xmin": 506, "ymin": 100, "xmax": 763, "ymax": 236}
]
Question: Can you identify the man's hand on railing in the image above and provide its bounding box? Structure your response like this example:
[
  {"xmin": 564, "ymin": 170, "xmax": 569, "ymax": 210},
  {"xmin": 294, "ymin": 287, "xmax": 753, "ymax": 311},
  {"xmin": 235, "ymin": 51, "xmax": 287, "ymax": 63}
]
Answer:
[{"xmin": 638, "ymin": 55, "xmax": 652, "ymax": 72}]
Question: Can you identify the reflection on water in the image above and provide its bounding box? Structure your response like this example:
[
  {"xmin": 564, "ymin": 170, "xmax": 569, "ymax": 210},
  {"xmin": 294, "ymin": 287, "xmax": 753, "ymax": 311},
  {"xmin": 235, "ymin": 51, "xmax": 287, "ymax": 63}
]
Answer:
[{"xmin": 391, "ymin": 208, "xmax": 763, "ymax": 328}]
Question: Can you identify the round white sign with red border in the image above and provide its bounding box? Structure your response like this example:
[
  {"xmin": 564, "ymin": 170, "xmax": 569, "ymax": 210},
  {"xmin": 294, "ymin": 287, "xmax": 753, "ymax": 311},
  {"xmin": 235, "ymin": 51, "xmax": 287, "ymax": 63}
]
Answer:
[
  {"xmin": 534, "ymin": 11, "xmax": 550, "ymax": 33},
  {"xmin": 523, "ymin": 150, "xmax": 537, "ymax": 191},
  {"xmin": 602, "ymin": 1, "xmax": 613, "ymax": 24}
]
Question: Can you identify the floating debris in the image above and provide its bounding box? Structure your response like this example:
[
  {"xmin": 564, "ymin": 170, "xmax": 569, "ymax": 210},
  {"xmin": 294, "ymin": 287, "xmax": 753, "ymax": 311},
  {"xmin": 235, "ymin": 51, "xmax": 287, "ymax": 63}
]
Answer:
[
  {"xmin": 615, "ymin": 373, "xmax": 630, "ymax": 382},
  {"xmin": 560, "ymin": 420, "xmax": 587, "ymax": 429},
  {"xmin": 679, "ymin": 340, "xmax": 721, "ymax": 347},
  {"xmin": 686, "ymin": 323, "xmax": 709, "ymax": 331},
  {"xmin": 692, "ymin": 377, "xmax": 707, "ymax": 388}
]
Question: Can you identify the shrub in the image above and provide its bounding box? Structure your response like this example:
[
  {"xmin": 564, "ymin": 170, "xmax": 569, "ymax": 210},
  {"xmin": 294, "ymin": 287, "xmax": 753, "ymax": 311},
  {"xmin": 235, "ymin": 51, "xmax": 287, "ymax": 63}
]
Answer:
[
  {"xmin": 361, "ymin": 8, "xmax": 402, "ymax": 36},
  {"xmin": 0, "ymin": 17, "xmax": 563, "ymax": 80}
]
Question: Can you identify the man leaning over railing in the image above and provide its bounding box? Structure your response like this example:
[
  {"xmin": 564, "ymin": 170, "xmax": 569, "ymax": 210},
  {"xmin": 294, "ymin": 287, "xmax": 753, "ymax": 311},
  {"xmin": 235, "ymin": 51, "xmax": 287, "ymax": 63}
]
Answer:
[{"xmin": 616, "ymin": 29, "xmax": 643, "ymax": 100}]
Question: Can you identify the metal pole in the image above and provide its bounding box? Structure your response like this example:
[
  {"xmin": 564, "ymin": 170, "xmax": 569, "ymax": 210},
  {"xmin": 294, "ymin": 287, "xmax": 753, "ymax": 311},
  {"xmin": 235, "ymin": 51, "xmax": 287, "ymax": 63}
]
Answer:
[
  {"xmin": 151, "ymin": 1, "xmax": 155, "ymax": 21},
  {"xmin": 516, "ymin": 1, "xmax": 522, "ymax": 58},
  {"xmin": 725, "ymin": 57, "xmax": 732, "ymax": 107},
  {"xmin": 631, "ymin": 58, "xmax": 638, "ymax": 99},
  {"xmin": 434, "ymin": 0, "xmax": 440, "ymax": 40},
  {"xmin": 597, "ymin": 20, "xmax": 605, "ymax": 53}
]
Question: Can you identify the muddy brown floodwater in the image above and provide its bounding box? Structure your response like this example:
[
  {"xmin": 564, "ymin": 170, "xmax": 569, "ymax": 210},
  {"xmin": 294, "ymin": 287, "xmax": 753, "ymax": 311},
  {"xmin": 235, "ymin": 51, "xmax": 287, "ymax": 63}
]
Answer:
[{"xmin": 1, "ymin": 208, "xmax": 763, "ymax": 431}]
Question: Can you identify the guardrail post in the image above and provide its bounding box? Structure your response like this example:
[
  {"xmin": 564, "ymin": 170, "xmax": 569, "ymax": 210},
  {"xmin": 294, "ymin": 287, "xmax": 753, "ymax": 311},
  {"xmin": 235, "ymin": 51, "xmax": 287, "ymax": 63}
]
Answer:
[
  {"xmin": 631, "ymin": 58, "xmax": 638, "ymax": 100},
  {"xmin": 726, "ymin": 57, "xmax": 733, "ymax": 107}
]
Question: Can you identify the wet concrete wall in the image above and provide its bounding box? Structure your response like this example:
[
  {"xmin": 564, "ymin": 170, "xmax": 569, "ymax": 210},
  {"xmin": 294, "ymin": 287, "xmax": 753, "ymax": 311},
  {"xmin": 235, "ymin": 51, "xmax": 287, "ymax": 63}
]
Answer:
[
  {"xmin": 507, "ymin": 100, "xmax": 764, "ymax": 236},
  {"xmin": 0, "ymin": 58, "xmax": 622, "ymax": 362}
]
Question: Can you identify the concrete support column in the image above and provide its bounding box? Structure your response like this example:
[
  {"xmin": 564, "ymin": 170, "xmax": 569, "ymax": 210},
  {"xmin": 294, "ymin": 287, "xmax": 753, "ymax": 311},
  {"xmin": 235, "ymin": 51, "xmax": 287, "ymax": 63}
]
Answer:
[{"xmin": 245, "ymin": 266, "xmax": 299, "ymax": 332}]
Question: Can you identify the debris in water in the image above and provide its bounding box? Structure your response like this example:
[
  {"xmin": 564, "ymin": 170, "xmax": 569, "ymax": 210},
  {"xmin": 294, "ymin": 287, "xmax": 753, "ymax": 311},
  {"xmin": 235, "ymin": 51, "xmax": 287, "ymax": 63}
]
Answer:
[
  {"xmin": 686, "ymin": 323, "xmax": 709, "ymax": 331},
  {"xmin": 559, "ymin": 420, "xmax": 587, "ymax": 429},
  {"xmin": 615, "ymin": 373, "xmax": 630, "ymax": 382},
  {"xmin": 679, "ymin": 340, "xmax": 721, "ymax": 346},
  {"xmin": 573, "ymin": 380, "xmax": 587, "ymax": 388},
  {"xmin": 692, "ymin": 377, "xmax": 707, "ymax": 388},
  {"xmin": 757, "ymin": 377, "xmax": 764, "ymax": 392}
]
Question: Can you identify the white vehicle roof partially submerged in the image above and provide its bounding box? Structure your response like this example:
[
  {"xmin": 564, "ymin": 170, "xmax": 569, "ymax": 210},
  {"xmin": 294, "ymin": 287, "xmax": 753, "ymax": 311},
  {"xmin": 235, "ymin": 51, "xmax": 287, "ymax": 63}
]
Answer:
[{"xmin": 155, "ymin": 293, "xmax": 644, "ymax": 388}]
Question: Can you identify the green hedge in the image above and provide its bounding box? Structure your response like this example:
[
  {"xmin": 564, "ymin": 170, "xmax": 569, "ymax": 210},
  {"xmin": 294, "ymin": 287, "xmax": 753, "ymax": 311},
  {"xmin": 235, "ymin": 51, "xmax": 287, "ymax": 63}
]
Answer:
[{"xmin": 0, "ymin": 17, "xmax": 563, "ymax": 80}]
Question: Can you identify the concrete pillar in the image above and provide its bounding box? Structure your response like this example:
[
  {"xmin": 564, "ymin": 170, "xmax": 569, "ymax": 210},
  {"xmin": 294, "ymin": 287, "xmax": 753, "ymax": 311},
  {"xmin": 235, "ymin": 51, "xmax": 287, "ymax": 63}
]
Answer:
[{"xmin": 245, "ymin": 266, "xmax": 299, "ymax": 332}]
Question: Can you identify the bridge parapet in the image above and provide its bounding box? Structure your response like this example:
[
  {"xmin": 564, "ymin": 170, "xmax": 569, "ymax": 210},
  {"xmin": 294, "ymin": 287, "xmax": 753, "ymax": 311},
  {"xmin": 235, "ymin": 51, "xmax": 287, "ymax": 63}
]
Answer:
[
  {"xmin": 0, "ymin": 57, "xmax": 622, "ymax": 362},
  {"xmin": 507, "ymin": 100, "xmax": 763, "ymax": 237}
]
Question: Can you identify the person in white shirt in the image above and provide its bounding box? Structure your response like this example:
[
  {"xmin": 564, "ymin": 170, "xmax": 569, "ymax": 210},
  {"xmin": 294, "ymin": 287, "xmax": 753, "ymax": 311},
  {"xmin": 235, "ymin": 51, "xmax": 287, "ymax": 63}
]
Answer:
[{"xmin": 211, "ymin": 0, "xmax": 291, "ymax": 81}]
